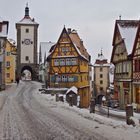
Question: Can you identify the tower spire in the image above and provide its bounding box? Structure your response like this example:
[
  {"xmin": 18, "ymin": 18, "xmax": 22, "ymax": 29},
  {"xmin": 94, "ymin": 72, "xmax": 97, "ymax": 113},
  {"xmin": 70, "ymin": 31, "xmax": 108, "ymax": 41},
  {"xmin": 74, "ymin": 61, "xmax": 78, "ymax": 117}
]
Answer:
[
  {"xmin": 101, "ymin": 48, "xmax": 103, "ymax": 56},
  {"xmin": 25, "ymin": 3, "xmax": 29, "ymax": 17}
]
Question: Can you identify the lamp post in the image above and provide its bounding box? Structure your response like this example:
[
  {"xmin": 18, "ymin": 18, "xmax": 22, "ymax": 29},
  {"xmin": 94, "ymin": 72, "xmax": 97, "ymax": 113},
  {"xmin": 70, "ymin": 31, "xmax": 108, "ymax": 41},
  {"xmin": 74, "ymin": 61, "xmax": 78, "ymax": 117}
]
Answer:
[
  {"xmin": 106, "ymin": 89, "xmax": 110, "ymax": 117},
  {"xmin": 55, "ymin": 72, "xmax": 58, "ymax": 88}
]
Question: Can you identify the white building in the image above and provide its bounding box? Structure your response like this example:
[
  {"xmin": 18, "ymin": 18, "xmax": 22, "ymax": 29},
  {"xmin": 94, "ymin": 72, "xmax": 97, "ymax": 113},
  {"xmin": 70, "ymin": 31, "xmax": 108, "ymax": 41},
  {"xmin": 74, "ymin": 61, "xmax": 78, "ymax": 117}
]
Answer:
[{"xmin": 38, "ymin": 42, "xmax": 55, "ymax": 83}]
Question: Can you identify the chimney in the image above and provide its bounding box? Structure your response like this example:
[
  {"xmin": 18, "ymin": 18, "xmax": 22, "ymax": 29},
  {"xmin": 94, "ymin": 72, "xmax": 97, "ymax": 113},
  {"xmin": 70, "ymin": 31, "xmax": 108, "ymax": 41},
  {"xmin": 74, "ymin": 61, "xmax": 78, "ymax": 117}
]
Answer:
[
  {"xmin": 80, "ymin": 39, "xmax": 83, "ymax": 45},
  {"xmin": 67, "ymin": 28, "xmax": 71, "ymax": 34}
]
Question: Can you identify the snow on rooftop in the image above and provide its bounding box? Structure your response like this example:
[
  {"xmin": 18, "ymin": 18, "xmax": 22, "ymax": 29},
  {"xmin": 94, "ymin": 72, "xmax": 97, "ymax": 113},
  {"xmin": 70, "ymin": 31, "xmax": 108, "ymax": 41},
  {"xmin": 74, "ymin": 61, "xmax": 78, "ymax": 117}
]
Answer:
[
  {"xmin": 118, "ymin": 23, "xmax": 138, "ymax": 55},
  {"xmin": 74, "ymin": 44, "xmax": 89, "ymax": 61},
  {"xmin": 66, "ymin": 86, "xmax": 78, "ymax": 94},
  {"xmin": 7, "ymin": 38, "xmax": 16, "ymax": 46},
  {"xmin": 17, "ymin": 17, "xmax": 38, "ymax": 25}
]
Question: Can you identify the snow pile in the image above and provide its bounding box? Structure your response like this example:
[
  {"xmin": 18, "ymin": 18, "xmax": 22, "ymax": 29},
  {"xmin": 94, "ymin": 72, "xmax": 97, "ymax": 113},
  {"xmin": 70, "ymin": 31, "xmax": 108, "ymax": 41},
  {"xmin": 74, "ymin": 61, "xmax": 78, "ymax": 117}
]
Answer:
[
  {"xmin": 130, "ymin": 117, "xmax": 140, "ymax": 127},
  {"xmin": 33, "ymin": 89, "xmax": 140, "ymax": 140},
  {"xmin": 34, "ymin": 86, "xmax": 139, "ymax": 128}
]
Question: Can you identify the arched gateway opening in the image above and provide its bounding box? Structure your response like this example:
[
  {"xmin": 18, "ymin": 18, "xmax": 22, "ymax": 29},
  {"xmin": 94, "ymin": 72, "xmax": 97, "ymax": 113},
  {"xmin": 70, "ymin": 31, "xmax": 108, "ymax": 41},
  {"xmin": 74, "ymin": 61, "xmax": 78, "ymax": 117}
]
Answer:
[
  {"xmin": 97, "ymin": 95, "xmax": 104, "ymax": 105},
  {"xmin": 21, "ymin": 66, "xmax": 32, "ymax": 80}
]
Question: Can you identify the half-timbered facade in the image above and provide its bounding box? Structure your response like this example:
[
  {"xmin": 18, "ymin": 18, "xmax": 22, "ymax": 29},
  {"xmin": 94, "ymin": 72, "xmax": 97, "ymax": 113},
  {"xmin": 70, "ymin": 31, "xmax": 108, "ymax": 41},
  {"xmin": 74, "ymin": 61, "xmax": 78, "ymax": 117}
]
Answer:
[
  {"xmin": 132, "ymin": 22, "xmax": 140, "ymax": 112},
  {"xmin": 111, "ymin": 20, "xmax": 139, "ymax": 109},
  {"xmin": 47, "ymin": 27, "xmax": 91, "ymax": 108}
]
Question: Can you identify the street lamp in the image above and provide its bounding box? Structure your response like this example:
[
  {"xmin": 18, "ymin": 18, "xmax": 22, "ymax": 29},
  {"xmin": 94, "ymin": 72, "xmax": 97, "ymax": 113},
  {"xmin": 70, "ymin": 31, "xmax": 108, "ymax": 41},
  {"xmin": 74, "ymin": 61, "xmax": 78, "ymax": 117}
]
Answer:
[
  {"xmin": 55, "ymin": 72, "xmax": 58, "ymax": 88},
  {"xmin": 106, "ymin": 89, "xmax": 111, "ymax": 117}
]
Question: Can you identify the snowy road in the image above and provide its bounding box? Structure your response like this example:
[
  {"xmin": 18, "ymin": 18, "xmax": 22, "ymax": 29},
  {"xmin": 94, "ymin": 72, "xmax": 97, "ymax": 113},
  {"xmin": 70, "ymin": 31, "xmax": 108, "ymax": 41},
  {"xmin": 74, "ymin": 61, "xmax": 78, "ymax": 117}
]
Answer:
[{"xmin": 0, "ymin": 81, "xmax": 139, "ymax": 140}]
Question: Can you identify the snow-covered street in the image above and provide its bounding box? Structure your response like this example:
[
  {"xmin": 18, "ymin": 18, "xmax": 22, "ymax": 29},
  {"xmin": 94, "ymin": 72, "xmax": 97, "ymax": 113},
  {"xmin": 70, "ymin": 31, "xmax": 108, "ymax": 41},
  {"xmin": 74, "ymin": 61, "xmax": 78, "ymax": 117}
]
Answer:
[{"xmin": 0, "ymin": 81, "xmax": 140, "ymax": 140}]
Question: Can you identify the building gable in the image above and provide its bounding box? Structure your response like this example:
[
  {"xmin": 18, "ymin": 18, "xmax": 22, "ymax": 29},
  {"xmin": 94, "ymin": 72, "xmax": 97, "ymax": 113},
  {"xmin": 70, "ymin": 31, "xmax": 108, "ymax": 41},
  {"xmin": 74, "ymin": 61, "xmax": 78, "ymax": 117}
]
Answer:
[
  {"xmin": 111, "ymin": 20, "xmax": 138, "ymax": 63},
  {"xmin": 49, "ymin": 27, "xmax": 79, "ymax": 59},
  {"xmin": 111, "ymin": 24, "xmax": 127, "ymax": 63}
]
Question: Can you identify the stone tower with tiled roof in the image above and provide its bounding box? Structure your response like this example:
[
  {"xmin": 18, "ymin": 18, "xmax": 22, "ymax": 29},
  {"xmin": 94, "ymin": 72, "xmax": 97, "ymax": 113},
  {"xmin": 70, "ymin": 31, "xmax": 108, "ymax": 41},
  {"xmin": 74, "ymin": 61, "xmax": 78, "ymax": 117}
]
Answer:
[
  {"xmin": 93, "ymin": 50, "xmax": 110, "ymax": 104},
  {"xmin": 16, "ymin": 4, "xmax": 39, "ymax": 80}
]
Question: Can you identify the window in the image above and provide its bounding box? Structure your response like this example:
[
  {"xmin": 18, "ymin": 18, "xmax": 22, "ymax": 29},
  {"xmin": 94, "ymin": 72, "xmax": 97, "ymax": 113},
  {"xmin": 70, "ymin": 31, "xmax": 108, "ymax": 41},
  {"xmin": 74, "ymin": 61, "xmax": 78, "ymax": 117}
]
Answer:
[
  {"xmin": 51, "ymin": 75, "xmax": 55, "ymax": 82},
  {"xmin": 62, "ymin": 75, "xmax": 67, "ymax": 82},
  {"xmin": 6, "ymin": 52, "xmax": 10, "ymax": 56},
  {"xmin": 100, "ymin": 67, "xmax": 103, "ymax": 72},
  {"xmin": 6, "ymin": 61, "xmax": 10, "ymax": 67},
  {"xmin": 26, "ymin": 28, "xmax": 29, "ymax": 33},
  {"xmin": 60, "ymin": 59, "xmax": 65, "ymax": 66},
  {"xmin": 54, "ymin": 59, "xmax": 59, "ymax": 66},
  {"xmin": 100, "ymin": 74, "xmax": 103, "ymax": 78},
  {"xmin": 136, "ymin": 88, "xmax": 140, "ymax": 104},
  {"xmin": 66, "ymin": 58, "xmax": 70, "ymax": 65},
  {"xmin": 56, "ymin": 75, "xmax": 61, "ymax": 82},
  {"xmin": 100, "ymin": 80, "xmax": 103, "ymax": 84},
  {"xmin": 72, "ymin": 58, "xmax": 77, "ymax": 65},
  {"xmin": 134, "ymin": 59, "xmax": 140, "ymax": 72},
  {"xmin": 62, "ymin": 47, "xmax": 69, "ymax": 52},
  {"xmin": 68, "ymin": 76, "xmax": 73, "ymax": 82},
  {"xmin": 6, "ymin": 73, "xmax": 10, "ymax": 78},
  {"xmin": 100, "ymin": 87, "xmax": 103, "ymax": 91},
  {"xmin": 123, "ymin": 62, "xmax": 128, "ymax": 73},
  {"xmin": 25, "ymin": 56, "xmax": 29, "ymax": 61}
]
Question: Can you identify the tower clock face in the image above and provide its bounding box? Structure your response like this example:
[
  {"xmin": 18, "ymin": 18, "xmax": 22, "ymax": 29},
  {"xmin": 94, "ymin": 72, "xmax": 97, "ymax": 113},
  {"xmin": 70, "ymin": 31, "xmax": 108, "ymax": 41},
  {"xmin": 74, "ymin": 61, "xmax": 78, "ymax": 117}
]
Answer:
[
  {"xmin": 23, "ymin": 39, "xmax": 32, "ymax": 45},
  {"xmin": 24, "ymin": 39, "xmax": 30, "ymax": 45}
]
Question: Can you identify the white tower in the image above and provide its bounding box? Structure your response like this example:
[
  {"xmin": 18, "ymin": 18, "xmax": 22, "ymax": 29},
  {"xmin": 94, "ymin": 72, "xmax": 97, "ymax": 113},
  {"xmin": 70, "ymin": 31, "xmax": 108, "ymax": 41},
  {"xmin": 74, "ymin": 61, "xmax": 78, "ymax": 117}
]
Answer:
[{"xmin": 16, "ymin": 4, "xmax": 39, "ymax": 80}]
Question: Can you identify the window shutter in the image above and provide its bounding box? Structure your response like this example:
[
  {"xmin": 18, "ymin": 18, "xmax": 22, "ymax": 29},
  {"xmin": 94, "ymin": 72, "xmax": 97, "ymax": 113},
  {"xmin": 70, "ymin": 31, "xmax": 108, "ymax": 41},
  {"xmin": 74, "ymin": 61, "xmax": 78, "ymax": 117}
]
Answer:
[{"xmin": 51, "ymin": 75, "xmax": 55, "ymax": 82}]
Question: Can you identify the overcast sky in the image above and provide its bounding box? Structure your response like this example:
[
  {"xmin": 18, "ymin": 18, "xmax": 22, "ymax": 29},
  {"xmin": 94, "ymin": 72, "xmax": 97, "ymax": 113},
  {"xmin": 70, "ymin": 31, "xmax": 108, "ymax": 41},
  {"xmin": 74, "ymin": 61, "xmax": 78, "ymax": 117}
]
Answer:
[{"xmin": 1, "ymin": 0, "xmax": 140, "ymax": 63}]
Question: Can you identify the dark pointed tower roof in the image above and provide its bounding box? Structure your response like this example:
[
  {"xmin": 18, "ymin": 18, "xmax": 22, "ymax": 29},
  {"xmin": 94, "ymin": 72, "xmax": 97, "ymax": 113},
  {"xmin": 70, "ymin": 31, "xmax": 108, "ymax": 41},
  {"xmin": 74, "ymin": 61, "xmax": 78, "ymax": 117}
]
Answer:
[
  {"xmin": 25, "ymin": 3, "xmax": 29, "ymax": 17},
  {"xmin": 16, "ymin": 4, "xmax": 38, "ymax": 25},
  {"xmin": 94, "ymin": 49, "xmax": 109, "ymax": 65}
]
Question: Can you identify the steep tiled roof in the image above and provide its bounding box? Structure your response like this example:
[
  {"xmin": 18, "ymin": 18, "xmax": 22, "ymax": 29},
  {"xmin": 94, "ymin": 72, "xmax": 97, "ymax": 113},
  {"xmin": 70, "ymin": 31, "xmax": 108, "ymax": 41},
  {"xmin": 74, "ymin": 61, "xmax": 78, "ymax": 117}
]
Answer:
[
  {"xmin": 47, "ymin": 27, "xmax": 90, "ymax": 61},
  {"xmin": 69, "ymin": 29, "xmax": 90, "ymax": 60},
  {"xmin": 117, "ymin": 20, "xmax": 139, "ymax": 55}
]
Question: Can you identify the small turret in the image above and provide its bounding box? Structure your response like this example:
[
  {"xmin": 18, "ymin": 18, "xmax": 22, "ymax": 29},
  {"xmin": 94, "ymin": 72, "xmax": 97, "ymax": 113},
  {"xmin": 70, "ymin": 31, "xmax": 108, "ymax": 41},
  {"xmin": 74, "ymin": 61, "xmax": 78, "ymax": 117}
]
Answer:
[{"xmin": 25, "ymin": 3, "xmax": 29, "ymax": 17}]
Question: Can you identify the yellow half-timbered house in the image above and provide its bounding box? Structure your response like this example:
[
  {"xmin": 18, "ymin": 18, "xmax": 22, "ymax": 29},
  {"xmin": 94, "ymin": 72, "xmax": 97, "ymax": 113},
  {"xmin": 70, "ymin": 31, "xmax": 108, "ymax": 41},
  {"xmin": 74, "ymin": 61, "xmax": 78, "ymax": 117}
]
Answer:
[
  {"xmin": 47, "ymin": 27, "xmax": 91, "ymax": 108},
  {"xmin": 5, "ymin": 39, "xmax": 16, "ymax": 83}
]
